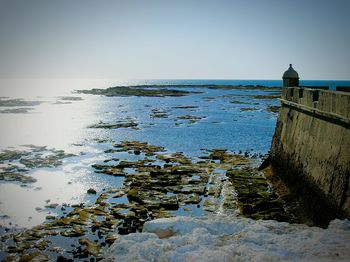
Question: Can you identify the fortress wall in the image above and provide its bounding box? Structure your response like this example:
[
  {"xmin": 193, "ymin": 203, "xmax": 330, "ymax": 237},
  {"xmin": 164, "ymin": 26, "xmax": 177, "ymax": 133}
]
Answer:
[{"xmin": 271, "ymin": 87, "xmax": 350, "ymax": 217}]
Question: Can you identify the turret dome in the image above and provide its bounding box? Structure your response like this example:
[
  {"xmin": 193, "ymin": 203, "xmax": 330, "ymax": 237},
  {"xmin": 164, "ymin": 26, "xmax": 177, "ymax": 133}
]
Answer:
[
  {"xmin": 282, "ymin": 64, "xmax": 300, "ymax": 87},
  {"xmin": 283, "ymin": 64, "xmax": 299, "ymax": 79}
]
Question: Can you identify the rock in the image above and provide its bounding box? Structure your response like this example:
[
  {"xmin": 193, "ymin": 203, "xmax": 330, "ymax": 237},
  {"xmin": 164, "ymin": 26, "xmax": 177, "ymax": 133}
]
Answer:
[
  {"xmin": 0, "ymin": 172, "xmax": 37, "ymax": 183},
  {"xmin": 45, "ymin": 203, "xmax": 59, "ymax": 209},
  {"xmin": 56, "ymin": 255, "xmax": 71, "ymax": 262},
  {"xmin": 78, "ymin": 238, "xmax": 101, "ymax": 257},
  {"xmin": 34, "ymin": 239, "xmax": 51, "ymax": 251},
  {"xmin": 77, "ymin": 86, "xmax": 194, "ymax": 97},
  {"xmin": 105, "ymin": 235, "xmax": 118, "ymax": 245},
  {"xmin": 127, "ymin": 188, "xmax": 144, "ymax": 204},
  {"xmin": 154, "ymin": 229, "xmax": 175, "ymax": 239},
  {"xmin": 88, "ymin": 121, "xmax": 138, "ymax": 129},
  {"xmin": 226, "ymin": 168, "xmax": 288, "ymax": 221},
  {"xmin": 87, "ymin": 188, "xmax": 97, "ymax": 194},
  {"xmin": 18, "ymin": 251, "xmax": 49, "ymax": 262},
  {"xmin": 61, "ymin": 227, "xmax": 86, "ymax": 237}
]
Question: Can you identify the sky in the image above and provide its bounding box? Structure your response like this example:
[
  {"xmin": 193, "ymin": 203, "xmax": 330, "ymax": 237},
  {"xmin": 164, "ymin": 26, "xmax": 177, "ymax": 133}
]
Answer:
[{"xmin": 0, "ymin": 0, "xmax": 349, "ymax": 80}]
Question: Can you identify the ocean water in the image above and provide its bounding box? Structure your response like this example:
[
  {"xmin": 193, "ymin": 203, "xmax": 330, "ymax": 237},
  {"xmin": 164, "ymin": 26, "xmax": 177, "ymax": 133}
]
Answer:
[{"xmin": 0, "ymin": 78, "xmax": 349, "ymax": 228}]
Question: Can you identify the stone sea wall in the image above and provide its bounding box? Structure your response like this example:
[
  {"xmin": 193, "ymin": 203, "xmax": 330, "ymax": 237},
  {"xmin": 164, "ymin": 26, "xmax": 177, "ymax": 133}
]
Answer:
[{"xmin": 270, "ymin": 87, "xmax": 350, "ymax": 217}]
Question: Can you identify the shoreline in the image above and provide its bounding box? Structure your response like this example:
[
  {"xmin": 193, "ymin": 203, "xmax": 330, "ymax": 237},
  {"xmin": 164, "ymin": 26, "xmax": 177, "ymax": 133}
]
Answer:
[{"xmin": 1, "ymin": 82, "xmax": 346, "ymax": 261}]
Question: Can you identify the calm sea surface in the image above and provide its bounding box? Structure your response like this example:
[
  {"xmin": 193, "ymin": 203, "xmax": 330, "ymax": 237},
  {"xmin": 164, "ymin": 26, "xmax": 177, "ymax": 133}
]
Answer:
[{"xmin": 0, "ymin": 78, "xmax": 349, "ymax": 228}]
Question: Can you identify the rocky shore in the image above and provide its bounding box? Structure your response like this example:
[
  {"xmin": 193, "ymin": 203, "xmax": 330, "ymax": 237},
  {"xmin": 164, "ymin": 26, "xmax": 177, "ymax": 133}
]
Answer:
[
  {"xmin": 3, "ymin": 83, "xmax": 337, "ymax": 261},
  {"xmin": 0, "ymin": 140, "xmax": 297, "ymax": 261}
]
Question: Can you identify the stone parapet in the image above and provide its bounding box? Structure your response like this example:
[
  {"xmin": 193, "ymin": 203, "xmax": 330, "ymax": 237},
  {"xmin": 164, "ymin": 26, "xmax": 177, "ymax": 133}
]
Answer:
[{"xmin": 282, "ymin": 87, "xmax": 350, "ymax": 118}]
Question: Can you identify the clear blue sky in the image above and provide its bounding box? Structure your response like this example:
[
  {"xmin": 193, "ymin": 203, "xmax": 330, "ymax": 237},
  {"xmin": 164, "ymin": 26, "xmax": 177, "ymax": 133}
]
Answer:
[{"xmin": 0, "ymin": 0, "xmax": 349, "ymax": 80}]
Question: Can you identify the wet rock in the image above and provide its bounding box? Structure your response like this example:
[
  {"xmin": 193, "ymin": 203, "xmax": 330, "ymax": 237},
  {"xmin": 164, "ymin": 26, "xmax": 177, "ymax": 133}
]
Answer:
[
  {"xmin": 87, "ymin": 188, "xmax": 97, "ymax": 194},
  {"xmin": 172, "ymin": 182, "xmax": 206, "ymax": 195},
  {"xmin": 150, "ymin": 109, "xmax": 169, "ymax": 118},
  {"xmin": 156, "ymin": 153, "xmax": 191, "ymax": 165},
  {"xmin": 117, "ymin": 160, "xmax": 148, "ymax": 169},
  {"xmin": 252, "ymin": 94, "xmax": 280, "ymax": 99},
  {"xmin": 154, "ymin": 229, "xmax": 175, "ymax": 239},
  {"xmin": 0, "ymin": 98, "xmax": 42, "ymax": 107},
  {"xmin": 177, "ymin": 115, "xmax": 204, "ymax": 124},
  {"xmin": 201, "ymin": 149, "xmax": 251, "ymax": 166},
  {"xmin": 127, "ymin": 188, "xmax": 144, "ymax": 204},
  {"xmin": 45, "ymin": 203, "xmax": 59, "ymax": 209},
  {"xmin": 78, "ymin": 238, "xmax": 101, "ymax": 257},
  {"xmin": 34, "ymin": 239, "xmax": 51, "ymax": 251},
  {"xmin": 230, "ymin": 100, "xmax": 250, "ymax": 104},
  {"xmin": 92, "ymin": 164, "xmax": 126, "ymax": 176},
  {"xmin": 159, "ymin": 197, "xmax": 179, "ymax": 210},
  {"xmin": 240, "ymin": 107, "xmax": 258, "ymax": 111},
  {"xmin": 111, "ymin": 191, "xmax": 126, "ymax": 199},
  {"xmin": 226, "ymin": 168, "xmax": 289, "ymax": 221},
  {"xmin": 77, "ymin": 86, "xmax": 193, "ymax": 97},
  {"xmin": 95, "ymin": 193, "xmax": 109, "ymax": 205},
  {"xmin": 61, "ymin": 227, "xmax": 86, "ymax": 237},
  {"xmin": 0, "ymin": 172, "xmax": 36, "ymax": 183},
  {"xmin": 0, "ymin": 108, "xmax": 35, "ymax": 114},
  {"xmin": 18, "ymin": 251, "xmax": 50, "ymax": 262},
  {"xmin": 56, "ymin": 255, "xmax": 71, "ymax": 262},
  {"xmin": 180, "ymin": 193, "xmax": 201, "ymax": 204},
  {"xmin": 266, "ymin": 105, "xmax": 280, "ymax": 113},
  {"xmin": 113, "ymin": 141, "xmax": 166, "ymax": 155},
  {"xmin": 105, "ymin": 235, "xmax": 118, "ymax": 245},
  {"xmin": 2, "ymin": 255, "xmax": 16, "ymax": 262},
  {"xmin": 203, "ymin": 198, "xmax": 218, "ymax": 212},
  {"xmin": 172, "ymin": 105, "xmax": 198, "ymax": 109},
  {"xmin": 57, "ymin": 96, "xmax": 83, "ymax": 101},
  {"xmin": 88, "ymin": 120, "xmax": 138, "ymax": 129},
  {"xmin": 202, "ymin": 96, "xmax": 216, "ymax": 101},
  {"xmin": 13, "ymin": 149, "xmax": 75, "ymax": 169}
]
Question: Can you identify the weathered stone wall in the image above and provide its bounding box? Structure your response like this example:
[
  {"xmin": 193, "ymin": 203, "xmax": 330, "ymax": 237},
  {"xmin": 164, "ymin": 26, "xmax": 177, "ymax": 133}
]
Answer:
[{"xmin": 271, "ymin": 87, "xmax": 350, "ymax": 217}]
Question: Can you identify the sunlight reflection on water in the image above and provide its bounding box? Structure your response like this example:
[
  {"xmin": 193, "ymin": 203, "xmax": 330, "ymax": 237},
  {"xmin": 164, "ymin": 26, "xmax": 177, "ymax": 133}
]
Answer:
[
  {"xmin": 0, "ymin": 170, "xmax": 86, "ymax": 227},
  {"xmin": 0, "ymin": 78, "xmax": 280, "ymax": 228}
]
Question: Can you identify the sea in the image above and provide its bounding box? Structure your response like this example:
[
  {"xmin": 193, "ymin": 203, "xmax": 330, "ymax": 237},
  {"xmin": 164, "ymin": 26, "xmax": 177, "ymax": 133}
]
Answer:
[{"xmin": 0, "ymin": 78, "xmax": 349, "ymax": 229}]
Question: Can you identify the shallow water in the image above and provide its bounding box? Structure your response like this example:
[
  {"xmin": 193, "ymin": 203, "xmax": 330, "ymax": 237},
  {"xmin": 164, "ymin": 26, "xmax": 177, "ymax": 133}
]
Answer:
[{"xmin": 0, "ymin": 78, "xmax": 347, "ymax": 229}]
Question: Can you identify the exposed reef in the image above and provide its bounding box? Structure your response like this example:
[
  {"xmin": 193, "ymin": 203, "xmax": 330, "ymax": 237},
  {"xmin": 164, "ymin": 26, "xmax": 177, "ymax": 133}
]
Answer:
[
  {"xmin": 53, "ymin": 96, "xmax": 84, "ymax": 105},
  {"xmin": 0, "ymin": 141, "xmax": 292, "ymax": 261},
  {"xmin": 77, "ymin": 86, "xmax": 195, "ymax": 97},
  {"xmin": 0, "ymin": 146, "xmax": 75, "ymax": 184},
  {"xmin": 0, "ymin": 108, "xmax": 35, "ymax": 114},
  {"xmin": 88, "ymin": 121, "xmax": 138, "ymax": 130},
  {"xmin": 0, "ymin": 98, "xmax": 42, "ymax": 114},
  {"xmin": 252, "ymin": 94, "xmax": 281, "ymax": 99},
  {"xmin": 77, "ymin": 84, "xmax": 282, "ymax": 98},
  {"xmin": 240, "ymin": 107, "xmax": 258, "ymax": 111},
  {"xmin": 266, "ymin": 105, "xmax": 280, "ymax": 113},
  {"xmin": 226, "ymin": 168, "xmax": 288, "ymax": 221},
  {"xmin": 0, "ymin": 98, "xmax": 42, "ymax": 107},
  {"xmin": 176, "ymin": 115, "xmax": 205, "ymax": 124},
  {"xmin": 57, "ymin": 96, "xmax": 83, "ymax": 101}
]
